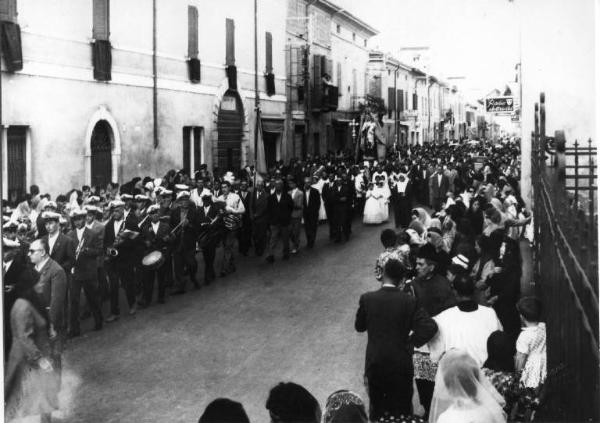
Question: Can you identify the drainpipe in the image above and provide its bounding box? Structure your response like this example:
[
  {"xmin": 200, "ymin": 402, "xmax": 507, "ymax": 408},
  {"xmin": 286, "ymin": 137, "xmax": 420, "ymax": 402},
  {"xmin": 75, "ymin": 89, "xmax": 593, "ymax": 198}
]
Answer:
[{"xmin": 152, "ymin": 0, "xmax": 158, "ymax": 148}]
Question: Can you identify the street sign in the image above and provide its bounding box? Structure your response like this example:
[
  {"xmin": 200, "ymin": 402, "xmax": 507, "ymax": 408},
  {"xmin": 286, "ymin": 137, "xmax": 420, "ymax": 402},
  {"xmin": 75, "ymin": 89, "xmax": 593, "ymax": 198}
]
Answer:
[{"xmin": 485, "ymin": 96, "xmax": 514, "ymax": 114}]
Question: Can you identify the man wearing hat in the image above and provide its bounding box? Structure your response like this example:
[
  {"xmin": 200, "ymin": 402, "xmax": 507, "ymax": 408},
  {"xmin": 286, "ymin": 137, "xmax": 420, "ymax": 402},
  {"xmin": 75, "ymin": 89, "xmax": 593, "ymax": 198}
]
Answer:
[
  {"xmin": 103, "ymin": 200, "xmax": 140, "ymax": 321},
  {"xmin": 85, "ymin": 205, "xmax": 109, "ymax": 302},
  {"xmin": 140, "ymin": 204, "xmax": 171, "ymax": 305},
  {"xmin": 169, "ymin": 190, "xmax": 200, "ymax": 293},
  {"xmin": 197, "ymin": 194, "xmax": 220, "ymax": 284},
  {"xmin": 406, "ymin": 243, "xmax": 456, "ymax": 419},
  {"xmin": 3, "ymin": 237, "xmax": 37, "ymax": 358},
  {"xmin": 42, "ymin": 211, "xmax": 75, "ymax": 276},
  {"xmin": 67, "ymin": 209, "xmax": 103, "ymax": 336}
]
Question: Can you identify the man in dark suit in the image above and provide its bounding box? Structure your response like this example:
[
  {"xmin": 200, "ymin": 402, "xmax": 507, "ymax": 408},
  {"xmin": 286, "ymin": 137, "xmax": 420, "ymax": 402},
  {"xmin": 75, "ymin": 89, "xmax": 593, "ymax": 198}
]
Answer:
[
  {"xmin": 42, "ymin": 211, "xmax": 75, "ymax": 276},
  {"xmin": 169, "ymin": 191, "xmax": 200, "ymax": 294},
  {"xmin": 104, "ymin": 200, "xmax": 140, "ymax": 321},
  {"xmin": 250, "ymin": 180, "xmax": 269, "ymax": 256},
  {"xmin": 197, "ymin": 195, "xmax": 221, "ymax": 284},
  {"xmin": 67, "ymin": 209, "xmax": 103, "ymax": 336},
  {"xmin": 331, "ymin": 177, "xmax": 352, "ymax": 243},
  {"xmin": 302, "ymin": 177, "xmax": 321, "ymax": 249},
  {"xmin": 140, "ymin": 204, "xmax": 171, "ymax": 305},
  {"xmin": 428, "ymin": 165, "xmax": 450, "ymax": 211},
  {"xmin": 355, "ymin": 259, "xmax": 437, "ymax": 421},
  {"xmin": 237, "ymin": 180, "xmax": 252, "ymax": 256},
  {"xmin": 412, "ymin": 161, "xmax": 431, "ymax": 207},
  {"xmin": 391, "ymin": 172, "xmax": 413, "ymax": 228},
  {"xmin": 3, "ymin": 237, "xmax": 37, "ymax": 359},
  {"xmin": 265, "ymin": 178, "xmax": 294, "ymax": 263}
]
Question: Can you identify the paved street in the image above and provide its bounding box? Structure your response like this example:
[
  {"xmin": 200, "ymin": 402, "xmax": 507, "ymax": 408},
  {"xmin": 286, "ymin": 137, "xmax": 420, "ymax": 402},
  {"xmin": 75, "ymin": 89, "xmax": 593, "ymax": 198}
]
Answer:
[{"xmin": 54, "ymin": 220, "xmax": 390, "ymax": 423}]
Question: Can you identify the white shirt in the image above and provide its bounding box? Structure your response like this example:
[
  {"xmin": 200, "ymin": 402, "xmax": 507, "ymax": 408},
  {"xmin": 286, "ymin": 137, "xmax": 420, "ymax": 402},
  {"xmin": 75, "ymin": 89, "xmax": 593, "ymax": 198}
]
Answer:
[
  {"xmin": 113, "ymin": 219, "xmax": 124, "ymax": 237},
  {"xmin": 48, "ymin": 232, "xmax": 59, "ymax": 255},
  {"xmin": 35, "ymin": 256, "xmax": 50, "ymax": 273},
  {"xmin": 76, "ymin": 227, "xmax": 85, "ymax": 242},
  {"xmin": 190, "ymin": 187, "xmax": 213, "ymax": 207},
  {"xmin": 428, "ymin": 304, "xmax": 502, "ymax": 367},
  {"xmin": 124, "ymin": 209, "xmax": 131, "ymax": 220},
  {"xmin": 4, "ymin": 259, "xmax": 14, "ymax": 274},
  {"xmin": 437, "ymin": 173, "xmax": 442, "ymax": 186},
  {"xmin": 151, "ymin": 221, "xmax": 160, "ymax": 234},
  {"xmin": 217, "ymin": 192, "xmax": 245, "ymax": 214},
  {"xmin": 203, "ymin": 206, "xmax": 211, "ymax": 216},
  {"xmin": 276, "ymin": 193, "xmax": 282, "ymax": 202}
]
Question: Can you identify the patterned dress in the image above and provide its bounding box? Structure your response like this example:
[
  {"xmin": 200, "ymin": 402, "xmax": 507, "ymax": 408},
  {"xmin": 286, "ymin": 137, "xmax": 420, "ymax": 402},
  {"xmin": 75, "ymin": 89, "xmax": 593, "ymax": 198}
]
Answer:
[{"xmin": 516, "ymin": 322, "xmax": 547, "ymax": 388}]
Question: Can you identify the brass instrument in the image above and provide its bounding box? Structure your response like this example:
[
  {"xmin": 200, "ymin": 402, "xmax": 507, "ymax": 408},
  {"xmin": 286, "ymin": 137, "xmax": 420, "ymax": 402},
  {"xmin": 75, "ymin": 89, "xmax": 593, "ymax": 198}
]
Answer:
[
  {"xmin": 106, "ymin": 222, "xmax": 126, "ymax": 258},
  {"xmin": 168, "ymin": 219, "xmax": 186, "ymax": 237},
  {"xmin": 137, "ymin": 214, "xmax": 150, "ymax": 229}
]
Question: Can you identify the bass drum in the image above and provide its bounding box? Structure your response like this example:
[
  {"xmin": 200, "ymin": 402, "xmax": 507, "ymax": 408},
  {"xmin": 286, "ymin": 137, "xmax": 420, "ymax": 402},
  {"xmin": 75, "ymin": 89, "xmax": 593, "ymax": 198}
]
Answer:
[{"xmin": 142, "ymin": 250, "xmax": 164, "ymax": 269}]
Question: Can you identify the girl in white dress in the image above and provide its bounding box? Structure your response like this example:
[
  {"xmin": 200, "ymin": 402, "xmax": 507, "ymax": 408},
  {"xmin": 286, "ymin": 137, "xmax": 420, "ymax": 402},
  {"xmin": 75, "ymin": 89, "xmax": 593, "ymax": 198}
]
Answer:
[
  {"xmin": 515, "ymin": 297, "xmax": 547, "ymax": 389},
  {"xmin": 362, "ymin": 183, "xmax": 383, "ymax": 225},
  {"xmin": 377, "ymin": 179, "xmax": 391, "ymax": 222}
]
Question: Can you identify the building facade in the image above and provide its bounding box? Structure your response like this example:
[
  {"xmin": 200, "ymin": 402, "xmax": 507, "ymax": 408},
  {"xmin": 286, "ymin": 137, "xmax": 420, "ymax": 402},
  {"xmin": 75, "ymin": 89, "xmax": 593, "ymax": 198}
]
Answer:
[
  {"xmin": 285, "ymin": 0, "xmax": 377, "ymax": 160},
  {"xmin": 1, "ymin": 0, "xmax": 287, "ymax": 200}
]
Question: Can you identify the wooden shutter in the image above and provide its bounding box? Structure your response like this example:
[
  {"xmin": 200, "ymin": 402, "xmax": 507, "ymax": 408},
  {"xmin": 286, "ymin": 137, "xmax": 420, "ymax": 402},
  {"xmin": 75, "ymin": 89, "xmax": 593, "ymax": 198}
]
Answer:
[
  {"xmin": 397, "ymin": 89, "xmax": 404, "ymax": 112},
  {"xmin": 226, "ymin": 18, "xmax": 235, "ymax": 66},
  {"xmin": 265, "ymin": 31, "xmax": 273, "ymax": 73},
  {"xmin": 0, "ymin": 0, "xmax": 17, "ymax": 22},
  {"xmin": 312, "ymin": 54, "xmax": 322, "ymax": 109},
  {"xmin": 188, "ymin": 6, "xmax": 198, "ymax": 59},
  {"xmin": 93, "ymin": 0, "xmax": 110, "ymax": 40},
  {"xmin": 182, "ymin": 127, "xmax": 191, "ymax": 174},
  {"xmin": 388, "ymin": 87, "xmax": 396, "ymax": 110},
  {"xmin": 193, "ymin": 127, "xmax": 202, "ymax": 171},
  {"xmin": 413, "ymin": 93, "xmax": 418, "ymax": 110},
  {"xmin": 336, "ymin": 62, "xmax": 341, "ymax": 88}
]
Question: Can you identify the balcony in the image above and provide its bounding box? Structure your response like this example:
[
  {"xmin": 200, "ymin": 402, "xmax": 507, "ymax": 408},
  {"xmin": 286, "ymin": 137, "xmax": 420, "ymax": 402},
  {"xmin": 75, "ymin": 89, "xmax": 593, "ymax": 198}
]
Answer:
[
  {"xmin": 311, "ymin": 83, "xmax": 339, "ymax": 113},
  {"xmin": 400, "ymin": 110, "xmax": 418, "ymax": 121}
]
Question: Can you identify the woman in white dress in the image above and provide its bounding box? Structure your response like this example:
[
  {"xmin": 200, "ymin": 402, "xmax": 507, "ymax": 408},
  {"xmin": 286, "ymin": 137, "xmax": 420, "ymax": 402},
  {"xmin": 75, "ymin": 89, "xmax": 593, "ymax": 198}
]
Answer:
[
  {"xmin": 430, "ymin": 349, "xmax": 507, "ymax": 423},
  {"xmin": 362, "ymin": 183, "xmax": 383, "ymax": 225},
  {"xmin": 311, "ymin": 175, "xmax": 328, "ymax": 222}
]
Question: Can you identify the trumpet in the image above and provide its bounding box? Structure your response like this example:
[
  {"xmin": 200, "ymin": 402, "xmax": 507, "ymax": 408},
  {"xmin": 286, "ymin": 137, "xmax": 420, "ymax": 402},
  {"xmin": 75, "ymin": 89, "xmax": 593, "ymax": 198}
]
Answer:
[
  {"xmin": 106, "ymin": 247, "xmax": 119, "ymax": 257},
  {"xmin": 138, "ymin": 214, "xmax": 150, "ymax": 229}
]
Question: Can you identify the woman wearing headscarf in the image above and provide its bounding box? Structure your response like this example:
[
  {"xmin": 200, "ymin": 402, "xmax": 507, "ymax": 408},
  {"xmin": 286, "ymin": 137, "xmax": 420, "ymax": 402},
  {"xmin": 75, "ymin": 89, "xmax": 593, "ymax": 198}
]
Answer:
[
  {"xmin": 466, "ymin": 197, "xmax": 484, "ymax": 237},
  {"xmin": 471, "ymin": 234, "xmax": 501, "ymax": 304},
  {"xmin": 430, "ymin": 349, "xmax": 507, "ymax": 423},
  {"xmin": 5, "ymin": 267, "xmax": 61, "ymax": 423}
]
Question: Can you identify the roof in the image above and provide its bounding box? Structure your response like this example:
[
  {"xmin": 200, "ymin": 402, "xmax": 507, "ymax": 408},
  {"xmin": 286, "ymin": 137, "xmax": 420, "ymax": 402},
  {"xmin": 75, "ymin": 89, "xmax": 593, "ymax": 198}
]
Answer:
[{"xmin": 317, "ymin": 0, "xmax": 379, "ymax": 37}]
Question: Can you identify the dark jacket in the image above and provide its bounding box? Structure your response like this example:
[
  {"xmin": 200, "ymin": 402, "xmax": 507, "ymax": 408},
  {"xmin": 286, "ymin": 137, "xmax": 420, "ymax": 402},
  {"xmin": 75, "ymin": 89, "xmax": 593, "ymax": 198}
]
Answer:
[
  {"xmin": 250, "ymin": 190, "xmax": 269, "ymax": 221},
  {"xmin": 44, "ymin": 233, "xmax": 75, "ymax": 275},
  {"xmin": 408, "ymin": 273, "xmax": 456, "ymax": 317},
  {"xmin": 141, "ymin": 221, "xmax": 171, "ymax": 254},
  {"xmin": 355, "ymin": 286, "xmax": 437, "ymax": 375},
  {"xmin": 103, "ymin": 216, "xmax": 140, "ymax": 262},
  {"xmin": 267, "ymin": 192, "xmax": 294, "ymax": 226},
  {"xmin": 169, "ymin": 207, "xmax": 199, "ymax": 251},
  {"xmin": 67, "ymin": 228, "xmax": 102, "ymax": 281},
  {"xmin": 302, "ymin": 187, "xmax": 321, "ymax": 220}
]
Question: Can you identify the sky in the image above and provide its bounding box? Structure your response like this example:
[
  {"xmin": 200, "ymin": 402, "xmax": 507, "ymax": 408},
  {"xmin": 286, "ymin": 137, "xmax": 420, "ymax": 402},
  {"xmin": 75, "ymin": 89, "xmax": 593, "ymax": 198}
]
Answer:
[{"xmin": 336, "ymin": 0, "xmax": 521, "ymax": 102}]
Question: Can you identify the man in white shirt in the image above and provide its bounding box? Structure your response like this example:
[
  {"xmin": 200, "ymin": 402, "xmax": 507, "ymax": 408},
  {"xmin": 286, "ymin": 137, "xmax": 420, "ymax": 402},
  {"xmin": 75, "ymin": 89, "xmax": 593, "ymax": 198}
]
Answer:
[
  {"xmin": 190, "ymin": 177, "xmax": 213, "ymax": 208},
  {"xmin": 216, "ymin": 181, "xmax": 245, "ymax": 276},
  {"xmin": 428, "ymin": 274, "xmax": 503, "ymax": 367},
  {"xmin": 288, "ymin": 179, "xmax": 304, "ymax": 254}
]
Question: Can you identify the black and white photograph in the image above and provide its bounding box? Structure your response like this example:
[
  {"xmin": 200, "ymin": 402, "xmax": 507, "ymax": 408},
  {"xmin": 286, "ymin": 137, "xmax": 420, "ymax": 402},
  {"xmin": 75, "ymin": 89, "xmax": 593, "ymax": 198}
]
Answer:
[{"xmin": 0, "ymin": 0, "xmax": 598, "ymax": 422}]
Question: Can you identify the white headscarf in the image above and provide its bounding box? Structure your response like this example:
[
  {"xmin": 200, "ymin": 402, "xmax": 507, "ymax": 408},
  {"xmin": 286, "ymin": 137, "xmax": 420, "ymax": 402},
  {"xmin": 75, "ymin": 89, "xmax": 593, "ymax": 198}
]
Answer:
[{"xmin": 429, "ymin": 349, "xmax": 506, "ymax": 423}]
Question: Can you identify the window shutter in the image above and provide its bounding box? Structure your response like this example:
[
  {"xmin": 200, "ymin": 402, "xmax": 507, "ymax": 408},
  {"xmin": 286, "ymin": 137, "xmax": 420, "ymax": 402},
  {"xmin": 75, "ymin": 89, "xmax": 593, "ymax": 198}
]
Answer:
[
  {"xmin": 265, "ymin": 31, "xmax": 273, "ymax": 73},
  {"xmin": 336, "ymin": 62, "xmax": 341, "ymax": 88},
  {"xmin": 188, "ymin": 6, "xmax": 198, "ymax": 59},
  {"xmin": 312, "ymin": 54, "xmax": 322, "ymax": 110},
  {"xmin": 387, "ymin": 87, "xmax": 396, "ymax": 111},
  {"xmin": 397, "ymin": 89, "xmax": 404, "ymax": 112},
  {"xmin": 225, "ymin": 18, "xmax": 235, "ymax": 66},
  {"xmin": 182, "ymin": 127, "xmax": 191, "ymax": 175},
  {"xmin": 413, "ymin": 93, "xmax": 418, "ymax": 110},
  {"xmin": 0, "ymin": 0, "xmax": 17, "ymax": 22},
  {"xmin": 93, "ymin": 0, "xmax": 110, "ymax": 41}
]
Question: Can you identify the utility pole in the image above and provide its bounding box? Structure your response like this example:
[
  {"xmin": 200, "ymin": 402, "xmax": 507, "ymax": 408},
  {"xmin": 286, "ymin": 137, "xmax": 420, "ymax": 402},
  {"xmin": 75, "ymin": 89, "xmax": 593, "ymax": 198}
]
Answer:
[
  {"xmin": 152, "ymin": 0, "xmax": 158, "ymax": 148},
  {"xmin": 253, "ymin": 0, "xmax": 260, "ymax": 187}
]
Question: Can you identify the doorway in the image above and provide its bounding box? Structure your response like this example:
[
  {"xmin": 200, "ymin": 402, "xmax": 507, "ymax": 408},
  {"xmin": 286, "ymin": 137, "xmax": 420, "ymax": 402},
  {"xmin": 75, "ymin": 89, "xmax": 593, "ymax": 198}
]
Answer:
[
  {"xmin": 263, "ymin": 132, "xmax": 278, "ymax": 169},
  {"xmin": 6, "ymin": 126, "xmax": 27, "ymax": 204},
  {"xmin": 90, "ymin": 120, "xmax": 112, "ymax": 189},
  {"xmin": 217, "ymin": 90, "xmax": 244, "ymax": 171}
]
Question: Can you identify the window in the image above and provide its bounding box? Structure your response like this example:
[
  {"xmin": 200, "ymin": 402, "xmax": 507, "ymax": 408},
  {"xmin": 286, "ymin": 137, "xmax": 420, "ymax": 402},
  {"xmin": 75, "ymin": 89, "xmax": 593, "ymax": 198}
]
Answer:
[
  {"xmin": 364, "ymin": 39, "xmax": 367, "ymax": 47},
  {"xmin": 387, "ymin": 87, "xmax": 395, "ymax": 119},
  {"xmin": 93, "ymin": 0, "xmax": 110, "ymax": 40},
  {"xmin": 183, "ymin": 126, "xmax": 204, "ymax": 175},
  {"xmin": 6, "ymin": 126, "xmax": 27, "ymax": 204},
  {"xmin": 336, "ymin": 24, "xmax": 340, "ymax": 34},
  {"xmin": 226, "ymin": 18, "xmax": 235, "ymax": 66},
  {"xmin": 413, "ymin": 93, "xmax": 418, "ymax": 110},
  {"xmin": 0, "ymin": 0, "xmax": 17, "ymax": 22},
  {"xmin": 336, "ymin": 62, "xmax": 342, "ymax": 89}
]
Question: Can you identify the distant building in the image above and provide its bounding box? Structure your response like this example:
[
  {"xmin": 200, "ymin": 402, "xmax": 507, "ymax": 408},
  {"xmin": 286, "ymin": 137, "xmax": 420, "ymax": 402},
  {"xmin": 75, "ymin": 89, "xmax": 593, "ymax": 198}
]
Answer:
[
  {"xmin": 285, "ymin": 0, "xmax": 377, "ymax": 160},
  {"xmin": 1, "ymin": 0, "xmax": 287, "ymax": 199}
]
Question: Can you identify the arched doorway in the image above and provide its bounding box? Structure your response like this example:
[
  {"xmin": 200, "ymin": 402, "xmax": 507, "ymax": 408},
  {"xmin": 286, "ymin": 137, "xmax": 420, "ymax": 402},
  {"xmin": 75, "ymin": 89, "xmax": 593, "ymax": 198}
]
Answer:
[
  {"xmin": 217, "ymin": 90, "xmax": 243, "ymax": 171},
  {"xmin": 90, "ymin": 120, "xmax": 113, "ymax": 188}
]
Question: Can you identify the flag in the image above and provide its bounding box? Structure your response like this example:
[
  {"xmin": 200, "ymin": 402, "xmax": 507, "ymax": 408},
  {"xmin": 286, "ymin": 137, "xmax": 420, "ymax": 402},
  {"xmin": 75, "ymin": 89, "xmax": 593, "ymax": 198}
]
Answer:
[{"xmin": 256, "ymin": 117, "xmax": 267, "ymax": 174}]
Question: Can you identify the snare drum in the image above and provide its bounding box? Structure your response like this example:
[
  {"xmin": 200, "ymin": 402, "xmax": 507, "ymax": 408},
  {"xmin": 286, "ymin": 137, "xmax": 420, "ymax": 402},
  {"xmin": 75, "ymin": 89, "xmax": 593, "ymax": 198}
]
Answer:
[{"xmin": 142, "ymin": 250, "xmax": 164, "ymax": 269}]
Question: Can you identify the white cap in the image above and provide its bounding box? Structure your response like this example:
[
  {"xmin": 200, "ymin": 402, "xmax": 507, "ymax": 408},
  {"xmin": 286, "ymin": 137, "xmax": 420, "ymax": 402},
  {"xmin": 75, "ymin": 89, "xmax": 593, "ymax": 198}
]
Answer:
[
  {"xmin": 176, "ymin": 191, "xmax": 190, "ymax": 200},
  {"xmin": 69, "ymin": 209, "xmax": 87, "ymax": 218},
  {"xmin": 3, "ymin": 237, "xmax": 20, "ymax": 248},
  {"xmin": 109, "ymin": 200, "xmax": 126, "ymax": 209},
  {"xmin": 135, "ymin": 194, "xmax": 150, "ymax": 201},
  {"xmin": 147, "ymin": 204, "xmax": 160, "ymax": 214},
  {"xmin": 84, "ymin": 205, "xmax": 101, "ymax": 214},
  {"xmin": 42, "ymin": 211, "xmax": 62, "ymax": 221},
  {"xmin": 175, "ymin": 184, "xmax": 189, "ymax": 191},
  {"xmin": 120, "ymin": 193, "xmax": 134, "ymax": 200},
  {"xmin": 44, "ymin": 201, "xmax": 58, "ymax": 210}
]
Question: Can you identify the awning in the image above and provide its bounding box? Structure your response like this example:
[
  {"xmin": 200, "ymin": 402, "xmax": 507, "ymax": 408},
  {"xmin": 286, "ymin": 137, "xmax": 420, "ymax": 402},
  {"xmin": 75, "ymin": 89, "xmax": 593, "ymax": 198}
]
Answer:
[{"xmin": 261, "ymin": 117, "xmax": 285, "ymax": 133}]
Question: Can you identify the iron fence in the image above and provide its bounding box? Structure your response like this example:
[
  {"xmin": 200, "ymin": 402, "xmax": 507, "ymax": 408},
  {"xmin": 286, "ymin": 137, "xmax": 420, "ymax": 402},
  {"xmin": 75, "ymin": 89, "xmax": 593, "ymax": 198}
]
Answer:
[{"xmin": 531, "ymin": 92, "xmax": 599, "ymax": 421}]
